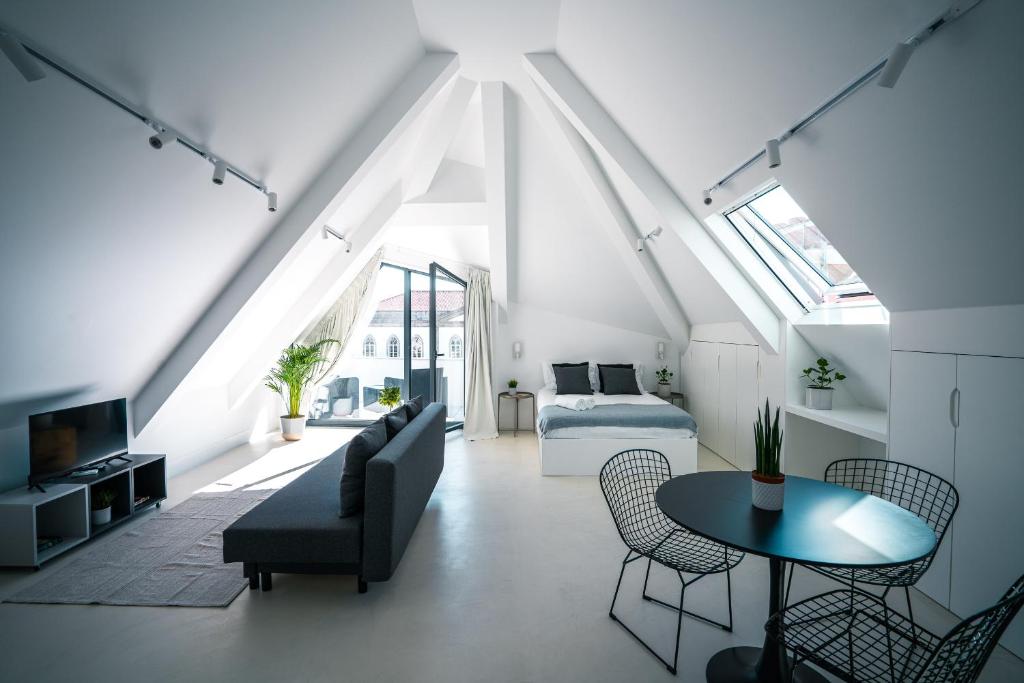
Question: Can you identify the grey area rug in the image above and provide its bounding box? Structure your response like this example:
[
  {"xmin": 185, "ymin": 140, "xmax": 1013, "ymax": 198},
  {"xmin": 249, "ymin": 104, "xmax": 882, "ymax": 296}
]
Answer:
[{"xmin": 5, "ymin": 489, "xmax": 273, "ymax": 608}]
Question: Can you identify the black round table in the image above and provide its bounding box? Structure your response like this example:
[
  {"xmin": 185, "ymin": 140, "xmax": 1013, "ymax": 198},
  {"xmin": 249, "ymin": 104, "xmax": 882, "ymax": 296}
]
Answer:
[{"xmin": 655, "ymin": 471, "xmax": 936, "ymax": 683}]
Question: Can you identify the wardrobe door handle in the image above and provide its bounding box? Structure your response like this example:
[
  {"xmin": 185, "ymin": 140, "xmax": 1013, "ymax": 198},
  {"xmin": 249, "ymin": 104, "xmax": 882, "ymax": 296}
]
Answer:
[{"xmin": 949, "ymin": 388, "xmax": 960, "ymax": 429}]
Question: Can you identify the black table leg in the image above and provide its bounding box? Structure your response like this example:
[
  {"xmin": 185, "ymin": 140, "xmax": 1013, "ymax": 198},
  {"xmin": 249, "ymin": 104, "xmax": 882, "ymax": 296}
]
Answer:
[{"xmin": 706, "ymin": 559, "xmax": 826, "ymax": 683}]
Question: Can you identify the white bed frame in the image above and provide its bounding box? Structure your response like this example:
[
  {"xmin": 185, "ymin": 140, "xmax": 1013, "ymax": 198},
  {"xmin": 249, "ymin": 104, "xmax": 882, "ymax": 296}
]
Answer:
[{"xmin": 538, "ymin": 436, "xmax": 698, "ymax": 476}]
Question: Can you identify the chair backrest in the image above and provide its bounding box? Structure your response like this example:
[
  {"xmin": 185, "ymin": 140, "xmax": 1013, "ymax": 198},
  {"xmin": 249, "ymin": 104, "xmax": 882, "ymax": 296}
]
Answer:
[
  {"xmin": 599, "ymin": 449, "xmax": 674, "ymax": 552},
  {"xmin": 914, "ymin": 574, "xmax": 1024, "ymax": 683},
  {"xmin": 825, "ymin": 458, "xmax": 959, "ymax": 542}
]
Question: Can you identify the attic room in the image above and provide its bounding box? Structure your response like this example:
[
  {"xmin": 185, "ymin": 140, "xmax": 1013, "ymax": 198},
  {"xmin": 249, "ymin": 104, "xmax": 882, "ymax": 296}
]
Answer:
[{"xmin": 0, "ymin": 1, "xmax": 1021, "ymax": 681}]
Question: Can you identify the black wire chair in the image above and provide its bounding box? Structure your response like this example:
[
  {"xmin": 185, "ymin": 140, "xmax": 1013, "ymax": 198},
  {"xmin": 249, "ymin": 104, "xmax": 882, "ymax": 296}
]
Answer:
[
  {"xmin": 599, "ymin": 449, "xmax": 744, "ymax": 675},
  {"xmin": 786, "ymin": 458, "xmax": 959, "ymax": 642},
  {"xmin": 766, "ymin": 573, "xmax": 1024, "ymax": 682}
]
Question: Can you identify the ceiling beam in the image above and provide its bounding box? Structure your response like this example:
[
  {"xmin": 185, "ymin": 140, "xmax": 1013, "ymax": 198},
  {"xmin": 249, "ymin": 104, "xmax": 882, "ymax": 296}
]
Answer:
[
  {"xmin": 226, "ymin": 185, "xmax": 403, "ymax": 408},
  {"xmin": 133, "ymin": 53, "xmax": 459, "ymax": 434},
  {"xmin": 404, "ymin": 77, "xmax": 477, "ymax": 199},
  {"xmin": 481, "ymin": 81, "xmax": 513, "ymax": 321},
  {"xmin": 521, "ymin": 80, "xmax": 689, "ymax": 345},
  {"xmin": 522, "ymin": 53, "xmax": 780, "ymax": 352}
]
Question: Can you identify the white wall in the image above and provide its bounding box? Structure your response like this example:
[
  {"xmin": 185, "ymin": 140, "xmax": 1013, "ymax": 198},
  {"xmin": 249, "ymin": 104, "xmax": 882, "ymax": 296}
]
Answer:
[
  {"xmin": 557, "ymin": 0, "xmax": 1024, "ymax": 314},
  {"xmin": 0, "ymin": 0, "xmax": 424, "ymax": 490}
]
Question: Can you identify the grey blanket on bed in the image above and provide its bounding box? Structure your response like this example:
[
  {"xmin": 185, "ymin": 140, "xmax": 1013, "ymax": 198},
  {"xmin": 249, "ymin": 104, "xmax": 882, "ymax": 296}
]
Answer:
[{"xmin": 537, "ymin": 403, "xmax": 698, "ymax": 436}]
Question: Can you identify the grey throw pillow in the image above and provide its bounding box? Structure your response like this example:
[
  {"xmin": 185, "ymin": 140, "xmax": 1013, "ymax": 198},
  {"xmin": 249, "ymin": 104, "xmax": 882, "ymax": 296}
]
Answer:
[
  {"xmin": 601, "ymin": 366, "xmax": 642, "ymax": 395},
  {"xmin": 384, "ymin": 404, "xmax": 409, "ymax": 440},
  {"xmin": 406, "ymin": 395, "xmax": 424, "ymax": 419},
  {"xmin": 554, "ymin": 364, "xmax": 593, "ymax": 395},
  {"xmin": 597, "ymin": 363, "xmax": 633, "ymax": 393},
  {"xmin": 339, "ymin": 419, "xmax": 388, "ymax": 517}
]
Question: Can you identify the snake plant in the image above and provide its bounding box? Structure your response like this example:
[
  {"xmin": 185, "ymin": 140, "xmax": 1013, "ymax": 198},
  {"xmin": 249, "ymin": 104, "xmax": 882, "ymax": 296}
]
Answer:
[{"xmin": 754, "ymin": 399, "xmax": 783, "ymax": 477}]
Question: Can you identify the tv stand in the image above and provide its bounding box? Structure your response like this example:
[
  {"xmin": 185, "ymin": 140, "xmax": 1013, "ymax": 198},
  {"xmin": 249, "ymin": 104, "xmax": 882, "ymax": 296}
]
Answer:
[{"xmin": 0, "ymin": 454, "xmax": 167, "ymax": 568}]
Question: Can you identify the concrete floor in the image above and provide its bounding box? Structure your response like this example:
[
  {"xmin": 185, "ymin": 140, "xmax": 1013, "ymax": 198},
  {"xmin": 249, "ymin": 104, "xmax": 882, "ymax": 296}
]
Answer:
[{"xmin": 0, "ymin": 431, "xmax": 1020, "ymax": 682}]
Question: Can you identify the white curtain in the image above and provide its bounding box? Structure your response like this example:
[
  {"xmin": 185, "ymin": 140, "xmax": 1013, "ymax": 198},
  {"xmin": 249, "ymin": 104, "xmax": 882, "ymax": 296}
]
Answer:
[
  {"xmin": 464, "ymin": 268, "xmax": 498, "ymax": 440},
  {"xmin": 300, "ymin": 248, "xmax": 383, "ymax": 384}
]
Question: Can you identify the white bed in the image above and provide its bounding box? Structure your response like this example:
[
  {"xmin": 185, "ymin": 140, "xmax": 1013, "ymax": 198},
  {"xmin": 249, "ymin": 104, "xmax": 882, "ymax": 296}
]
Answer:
[{"xmin": 535, "ymin": 386, "xmax": 698, "ymax": 476}]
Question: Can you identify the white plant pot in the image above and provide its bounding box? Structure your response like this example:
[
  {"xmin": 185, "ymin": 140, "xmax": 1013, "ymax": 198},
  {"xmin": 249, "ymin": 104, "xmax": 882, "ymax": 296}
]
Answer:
[
  {"xmin": 508, "ymin": 388, "xmax": 517, "ymax": 396},
  {"xmin": 657, "ymin": 382, "xmax": 672, "ymax": 399},
  {"xmin": 805, "ymin": 387, "xmax": 834, "ymax": 410},
  {"xmin": 752, "ymin": 474, "xmax": 785, "ymax": 511},
  {"xmin": 91, "ymin": 506, "xmax": 112, "ymax": 526},
  {"xmin": 281, "ymin": 416, "xmax": 306, "ymax": 441}
]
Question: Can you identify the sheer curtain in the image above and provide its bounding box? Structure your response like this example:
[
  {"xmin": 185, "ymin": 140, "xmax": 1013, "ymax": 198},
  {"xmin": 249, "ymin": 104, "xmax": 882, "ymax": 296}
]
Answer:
[
  {"xmin": 464, "ymin": 268, "xmax": 498, "ymax": 440},
  {"xmin": 300, "ymin": 248, "xmax": 384, "ymax": 384}
]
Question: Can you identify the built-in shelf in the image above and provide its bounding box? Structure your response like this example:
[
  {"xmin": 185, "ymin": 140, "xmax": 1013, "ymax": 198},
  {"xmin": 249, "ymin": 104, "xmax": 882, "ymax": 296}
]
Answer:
[{"xmin": 785, "ymin": 404, "xmax": 888, "ymax": 443}]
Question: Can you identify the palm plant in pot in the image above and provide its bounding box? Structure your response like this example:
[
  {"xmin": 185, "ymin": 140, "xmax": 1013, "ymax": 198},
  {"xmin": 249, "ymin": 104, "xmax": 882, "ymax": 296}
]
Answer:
[
  {"xmin": 264, "ymin": 339, "xmax": 337, "ymax": 441},
  {"xmin": 752, "ymin": 400, "xmax": 785, "ymax": 511},
  {"xmin": 801, "ymin": 357, "xmax": 846, "ymax": 410},
  {"xmin": 655, "ymin": 367, "xmax": 673, "ymax": 399}
]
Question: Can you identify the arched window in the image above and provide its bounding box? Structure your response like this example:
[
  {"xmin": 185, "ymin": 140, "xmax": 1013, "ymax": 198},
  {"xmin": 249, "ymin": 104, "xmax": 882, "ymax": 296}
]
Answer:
[
  {"xmin": 362, "ymin": 335, "xmax": 376, "ymax": 358},
  {"xmin": 411, "ymin": 335, "xmax": 424, "ymax": 359},
  {"xmin": 449, "ymin": 334, "xmax": 463, "ymax": 359},
  {"xmin": 387, "ymin": 334, "xmax": 401, "ymax": 358}
]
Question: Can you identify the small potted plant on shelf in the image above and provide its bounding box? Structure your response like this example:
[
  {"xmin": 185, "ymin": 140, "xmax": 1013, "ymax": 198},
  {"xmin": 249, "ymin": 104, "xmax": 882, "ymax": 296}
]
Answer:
[
  {"xmin": 655, "ymin": 367, "xmax": 673, "ymax": 399},
  {"xmin": 507, "ymin": 378, "xmax": 519, "ymax": 396},
  {"xmin": 752, "ymin": 400, "xmax": 785, "ymax": 511},
  {"xmin": 264, "ymin": 339, "xmax": 337, "ymax": 441},
  {"xmin": 91, "ymin": 488, "xmax": 116, "ymax": 526},
  {"xmin": 801, "ymin": 357, "xmax": 846, "ymax": 410},
  {"xmin": 378, "ymin": 386, "xmax": 402, "ymax": 411}
]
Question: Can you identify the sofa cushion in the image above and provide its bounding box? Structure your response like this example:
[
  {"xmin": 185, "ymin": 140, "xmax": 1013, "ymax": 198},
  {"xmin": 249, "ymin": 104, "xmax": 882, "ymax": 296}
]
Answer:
[
  {"xmin": 406, "ymin": 395, "xmax": 424, "ymax": 419},
  {"xmin": 223, "ymin": 449, "xmax": 363, "ymax": 565},
  {"xmin": 339, "ymin": 419, "xmax": 387, "ymax": 517},
  {"xmin": 384, "ymin": 405, "xmax": 409, "ymax": 440}
]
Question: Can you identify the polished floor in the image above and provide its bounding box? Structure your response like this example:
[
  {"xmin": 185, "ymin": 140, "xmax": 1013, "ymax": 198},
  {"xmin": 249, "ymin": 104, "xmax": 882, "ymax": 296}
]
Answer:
[{"xmin": 0, "ymin": 431, "xmax": 1020, "ymax": 682}]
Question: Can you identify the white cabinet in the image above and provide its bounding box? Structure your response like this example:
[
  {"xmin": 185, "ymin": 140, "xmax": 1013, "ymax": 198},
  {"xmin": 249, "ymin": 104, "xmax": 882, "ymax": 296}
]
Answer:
[
  {"xmin": 888, "ymin": 351, "xmax": 1024, "ymax": 657},
  {"xmin": 950, "ymin": 355, "xmax": 1024, "ymax": 655},
  {"xmin": 888, "ymin": 351, "xmax": 957, "ymax": 607},
  {"xmin": 684, "ymin": 341, "xmax": 760, "ymax": 469}
]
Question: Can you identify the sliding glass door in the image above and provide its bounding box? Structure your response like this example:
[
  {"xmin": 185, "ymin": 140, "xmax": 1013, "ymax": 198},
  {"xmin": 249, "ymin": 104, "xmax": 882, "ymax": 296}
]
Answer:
[
  {"xmin": 306, "ymin": 261, "xmax": 465, "ymax": 430},
  {"xmin": 430, "ymin": 262, "xmax": 467, "ymax": 430}
]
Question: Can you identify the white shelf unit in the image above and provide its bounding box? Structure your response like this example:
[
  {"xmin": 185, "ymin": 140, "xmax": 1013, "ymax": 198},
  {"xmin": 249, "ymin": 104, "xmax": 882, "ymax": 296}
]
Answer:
[
  {"xmin": 0, "ymin": 484, "xmax": 89, "ymax": 568},
  {"xmin": 784, "ymin": 404, "xmax": 888, "ymax": 443}
]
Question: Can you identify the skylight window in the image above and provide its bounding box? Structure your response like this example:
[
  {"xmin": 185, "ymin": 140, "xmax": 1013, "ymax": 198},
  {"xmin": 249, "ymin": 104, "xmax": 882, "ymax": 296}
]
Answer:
[{"xmin": 723, "ymin": 185, "xmax": 873, "ymax": 309}]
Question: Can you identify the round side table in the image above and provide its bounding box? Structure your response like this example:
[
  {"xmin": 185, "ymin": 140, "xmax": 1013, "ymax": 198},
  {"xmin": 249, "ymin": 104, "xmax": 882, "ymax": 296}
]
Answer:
[{"xmin": 497, "ymin": 391, "xmax": 536, "ymax": 437}]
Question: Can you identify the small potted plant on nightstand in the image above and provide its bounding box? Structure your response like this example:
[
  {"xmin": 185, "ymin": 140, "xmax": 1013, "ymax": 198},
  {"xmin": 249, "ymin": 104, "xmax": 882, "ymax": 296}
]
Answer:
[
  {"xmin": 655, "ymin": 367, "xmax": 673, "ymax": 399},
  {"xmin": 91, "ymin": 488, "xmax": 116, "ymax": 526},
  {"xmin": 264, "ymin": 339, "xmax": 337, "ymax": 441},
  {"xmin": 378, "ymin": 386, "xmax": 402, "ymax": 411},
  {"xmin": 752, "ymin": 400, "xmax": 785, "ymax": 511},
  {"xmin": 507, "ymin": 378, "xmax": 518, "ymax": 396},
  {"xmin": 801, "ymin": 357, "xmax": 846, "ymax": 410}
]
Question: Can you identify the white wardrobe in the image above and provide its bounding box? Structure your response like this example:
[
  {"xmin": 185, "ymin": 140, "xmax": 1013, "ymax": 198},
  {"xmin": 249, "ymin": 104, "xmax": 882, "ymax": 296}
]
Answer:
[
  {"xmin": 683, "ymin": 340, "xmax": 763, "ymax": 471},
  {"xmin": 889, "ymin": 351, "xmax": 1024, "ymax": 657}
]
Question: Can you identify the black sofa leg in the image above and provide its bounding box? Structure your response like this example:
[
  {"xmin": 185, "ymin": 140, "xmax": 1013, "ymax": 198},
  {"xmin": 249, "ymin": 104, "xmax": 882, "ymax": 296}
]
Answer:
[
  {"xmin": 245, "ymin": 563, "xmax": 258, "ymax": 590},
  {"xmin": 358, "ymin": 577, "xmax": 368, "ymax": 594},
  {"xmin": 260, "ymin": 571, "xmax": 272, "ymax": 592}
]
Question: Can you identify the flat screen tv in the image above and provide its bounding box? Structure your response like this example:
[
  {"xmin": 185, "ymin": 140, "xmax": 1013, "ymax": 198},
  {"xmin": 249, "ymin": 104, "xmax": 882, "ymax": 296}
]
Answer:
[{"xmin": 29, "ymin": 398, "xmax": 128, "ymax": 484}]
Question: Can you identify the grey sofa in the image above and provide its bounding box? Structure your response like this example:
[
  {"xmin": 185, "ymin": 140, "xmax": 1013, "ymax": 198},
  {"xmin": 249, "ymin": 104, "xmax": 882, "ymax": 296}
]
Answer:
[{"xmin": 222, "ymin": 402, "xmax": 446, "ymax": 593}]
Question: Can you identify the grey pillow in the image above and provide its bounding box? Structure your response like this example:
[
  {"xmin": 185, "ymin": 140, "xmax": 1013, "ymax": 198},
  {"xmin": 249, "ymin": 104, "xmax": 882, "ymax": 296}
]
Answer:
[
  {"xmin": 406, "ymin": 395, "xmax": 424, "ymax": 419},
  {"xmin": 339, "ymin": 419, "xmax": 387, "ymax": 517},
  {"xmin": 554, "ymin": 364, "xmax": 593, "ymax": 395},
  {"xmin": 597, "ymin": 363, "xmax": 633, "ymax": 393},
  {"xmin": 601, "ymin": 366, "xmax": 642, "ymax": 395},
  {"xmin": 384, "ymin": 405, "xmax": 409, "ymax": 440}
]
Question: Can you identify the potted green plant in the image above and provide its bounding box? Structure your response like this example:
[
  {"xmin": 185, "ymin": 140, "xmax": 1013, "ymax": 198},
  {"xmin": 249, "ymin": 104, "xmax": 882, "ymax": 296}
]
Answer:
[
  {"xmin": 752, "ymin": 400, "xmax": 785, "ymax": 511},
  {"xmin": 507, "ymin": 378, "xmax": 519, "ymax": 396},
  {"xmin": 378, "ymin": 386, "xmax": 402, "ymax": 411},
  {"xmin": 264, "ymin": 339, "xmax": 337, "ymax": 441},
  {"xmin": 801, "ymin": 357, "xmax": 847, "ymax": 410},
  {"xmin": 91, "ymin": 488, "xmax": 116, "ymax": 526},
  {"xmin": 655, "ymin": 367, "xmax": 673, "ymax": 399}
]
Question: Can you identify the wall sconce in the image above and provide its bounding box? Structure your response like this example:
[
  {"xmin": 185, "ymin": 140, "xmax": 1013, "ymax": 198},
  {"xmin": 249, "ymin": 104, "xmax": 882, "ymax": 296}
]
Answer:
[
  {"xmin": 513, "ymin": 341, "xmax": 522, "ymax": 359},
  {"xmin": 657, "ymin": 342, "xmax": 665, "ymax": 361}
]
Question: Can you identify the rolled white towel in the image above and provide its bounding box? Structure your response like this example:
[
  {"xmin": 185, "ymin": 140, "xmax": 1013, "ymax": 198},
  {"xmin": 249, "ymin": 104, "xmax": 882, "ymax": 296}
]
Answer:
[{"xmin": 554, "ymin": 395, "xmax": 596, "ymax": 411}]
